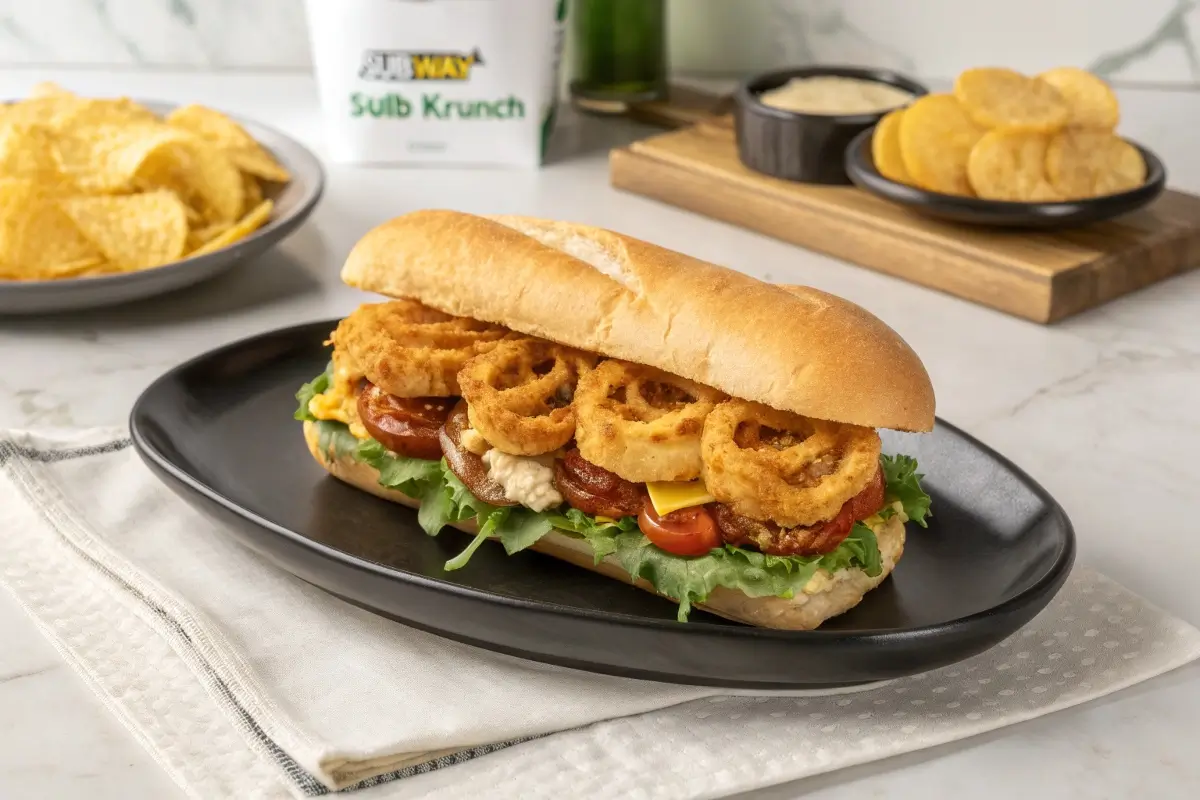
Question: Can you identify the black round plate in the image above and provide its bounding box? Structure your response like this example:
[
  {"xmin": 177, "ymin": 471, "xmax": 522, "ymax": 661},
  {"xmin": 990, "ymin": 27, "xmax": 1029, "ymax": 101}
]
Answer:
[
  {"xmin": 130, "ymin": 321, "xmax": 1075, "ymax": 690},
  {"xmin": 844, "ymin": 126, "xmax": 1166, "ymax": 228}
]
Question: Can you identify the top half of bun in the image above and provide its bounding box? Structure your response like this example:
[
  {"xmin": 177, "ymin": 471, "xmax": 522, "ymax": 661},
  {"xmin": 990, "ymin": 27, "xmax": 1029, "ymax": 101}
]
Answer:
[{"xmin": 340, "ymin": 210, "xmax": 935, "ymax": 432}]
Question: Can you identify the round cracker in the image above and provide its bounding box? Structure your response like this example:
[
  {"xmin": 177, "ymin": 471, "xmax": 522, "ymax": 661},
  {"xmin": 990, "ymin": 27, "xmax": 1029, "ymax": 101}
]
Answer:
[
  {"xmin": 954, "ymin": 67, "xmax": 1069, "ymax": 132},
  {"xmin": 1036, "ymin": 67, "xmax": 1119, "ymax": 130},
  {"xmin": 898, "ymin": 93, "xmax": 986, "ymax": 196},
  {"xmin": 871, "ymin": 108, "xmax": 910, "ymax": 183},
  {"xmin": 1045, "ymin": 130, "xmax": 1146, "ymax": 199},
  {"xmin": 967, "ymin": 130, "xmax": 1061, "ymax": 201}
]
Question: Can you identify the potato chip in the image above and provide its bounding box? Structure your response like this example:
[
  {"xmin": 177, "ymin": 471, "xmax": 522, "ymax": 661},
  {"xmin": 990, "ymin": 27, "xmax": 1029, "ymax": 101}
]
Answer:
[
  {"xmin": 59, "ymin": 190, "xmax": 188, "ymax": 270},
  {"xmin": 57, "ymin": 98, "xmax": 159, "ymax": 131},
  {"xmin": 54, "ymin": 122, "xmax": 189, "ymax": 193},
  {"xmin": 954, "ymin": 68, "xmax": 1069, "ymax": 132},
  {"xmin": 42, "ymin": 255, "xmax": 109, "ymax": 278},
  {"xmin": 1, "ymin": 95, "xmax": 85, "ymax": 129},
  {"xmin": 4, "ymin": 86, "xmax": 155, "ymax": 134},
  {"xmin": 966, "ymin": 130, "xmax": 1061, "ymax": 202},
  {"xmin": 898, "ymin": 93, "xmax": 985, "ymax": 195},
  {"xmin": 1025, "ymin": 182, "xmax": 1064, "ymax": 202},
  {"xmin": 871, "ymin": 108, "xmax": 910, "ymax": 183},
  {"xmin": 28, "ymin": 81, "xmax": 74, "ymax": 100},
  {"xmin": 1036, "ymin": 67, "xmax": 1120, "ymax": 130},
  {"xmin": 0, "ymin": 84, "xmax": 290, "ymax": 283},
  {"xmin": 241, "ymin": 172, "xmax": 263, "ymax": 215},
  {"xmin": 1045, "ymin": 130, "xmax": 1146, "ymax": 199},
  {"xmin": 136, "ymin": 137, "xmax": 244, "ymax": 223},
  {"xmin": 189, "ymin": 199, "xmax": 273, "ymax": 256},
  {"xmin": 0, "ymin": 179, "xmax": 99, "ymax": 274},
  {"xmin": 183, "ymin": 202, "xmax": 205, "ymax": 225},
  {"xmin": 0, "ymin": 123, "xmax": 70, "ymax": 189},
  {"xmin": 186, "ymin": 220, "xmax": 232, "ymax": 252},
  {"xmin": 166, "ymin": 104, "xmax": 291, "ymax": 182},
  {"xmin": 230, "ymin": 149, "xmax": 291, "ymax": 184}
]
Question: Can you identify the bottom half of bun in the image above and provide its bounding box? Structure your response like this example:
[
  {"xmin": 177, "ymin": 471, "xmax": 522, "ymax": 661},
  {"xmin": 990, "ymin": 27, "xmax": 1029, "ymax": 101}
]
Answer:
[{"xmin": 303, "ymin": 421, "xmax": 905, "ymax": 630}]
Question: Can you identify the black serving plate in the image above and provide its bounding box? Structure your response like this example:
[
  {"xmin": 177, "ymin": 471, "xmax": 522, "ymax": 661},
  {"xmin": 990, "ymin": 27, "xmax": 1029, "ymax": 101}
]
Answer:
[
  {"xmin": 130, "ymin": 320, "xmax": 1076, "ymax": 690},
  {"xmin": 844, "ymin": 126, "xmax": 1166, "ymax": 228}
]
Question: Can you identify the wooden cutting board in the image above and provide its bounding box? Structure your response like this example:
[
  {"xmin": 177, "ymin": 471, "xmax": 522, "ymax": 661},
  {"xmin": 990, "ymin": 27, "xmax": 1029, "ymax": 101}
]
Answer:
[{"xmin": 609, "ymin": 116, "xmax": 1200, "ymax": 323}]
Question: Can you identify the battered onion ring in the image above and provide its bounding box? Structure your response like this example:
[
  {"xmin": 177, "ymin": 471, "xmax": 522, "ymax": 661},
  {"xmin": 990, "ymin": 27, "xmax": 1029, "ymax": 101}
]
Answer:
[
  {"xmin": 333, "ymin": 300, "xmax": 517, "ymax": 398},
  {"xmin": 574, "ymin": 359, "xmax": 725, "ymax": 482},
  {"xmin": 700, "ymin": 399, "xmax": 881, "ymax": 527},
  {"xmin": 458, "ymin": 339, "xmax": 597, "ymax": 456}
]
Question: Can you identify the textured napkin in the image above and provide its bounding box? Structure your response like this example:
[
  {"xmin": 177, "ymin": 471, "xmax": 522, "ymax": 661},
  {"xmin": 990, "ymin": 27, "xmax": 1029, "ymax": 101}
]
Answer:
[{"xmin": 1, "ymin": 427, "xmax": 1198, "ymax": 800}]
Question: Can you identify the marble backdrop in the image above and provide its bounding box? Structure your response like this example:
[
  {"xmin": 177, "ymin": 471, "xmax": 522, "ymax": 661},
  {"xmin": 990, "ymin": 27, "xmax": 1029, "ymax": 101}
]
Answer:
[{"xmin": 0, "ymin": 0, "xmax": 1197, "ymax": 87}]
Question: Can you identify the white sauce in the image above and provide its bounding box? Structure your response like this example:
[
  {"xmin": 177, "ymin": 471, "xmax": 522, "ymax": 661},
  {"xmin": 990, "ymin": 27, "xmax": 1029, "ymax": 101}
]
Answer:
[
  {"xmin": 759, "ymin": 76, "xmax": 914, "ymax": 115},
  {"xmin": 482, "ymin": 449, "xmax": 563, "ymax": 512}
]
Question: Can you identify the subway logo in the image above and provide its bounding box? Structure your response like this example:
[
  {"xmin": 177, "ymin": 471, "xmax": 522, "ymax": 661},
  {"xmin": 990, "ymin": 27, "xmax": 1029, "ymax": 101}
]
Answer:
[{"xmin": 358, "ymin": 48, "xmax": 485, "ymax": 82}]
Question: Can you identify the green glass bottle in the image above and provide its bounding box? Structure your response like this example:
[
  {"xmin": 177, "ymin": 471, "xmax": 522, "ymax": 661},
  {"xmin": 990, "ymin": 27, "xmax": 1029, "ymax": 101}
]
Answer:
[{"xmin": 570, "ymin": 0, "xmax": 667, "ymax": 113}]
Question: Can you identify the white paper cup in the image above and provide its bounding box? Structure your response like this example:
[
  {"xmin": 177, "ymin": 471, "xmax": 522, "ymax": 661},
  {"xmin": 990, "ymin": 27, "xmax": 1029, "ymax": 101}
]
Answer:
[{"xmin": 304, "ymin": 0, "xmax": 566, "ymax": 167}]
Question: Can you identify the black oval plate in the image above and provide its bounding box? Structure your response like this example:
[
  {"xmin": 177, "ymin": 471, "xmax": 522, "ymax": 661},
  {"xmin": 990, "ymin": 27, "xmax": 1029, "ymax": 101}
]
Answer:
[
  {"xmin": 130, "ymin": 321, "xmax": 1075, "ymax": 690},
  {"xmin": 844, "ymin": 126, "xmax": 1166, "ymax": 228}
]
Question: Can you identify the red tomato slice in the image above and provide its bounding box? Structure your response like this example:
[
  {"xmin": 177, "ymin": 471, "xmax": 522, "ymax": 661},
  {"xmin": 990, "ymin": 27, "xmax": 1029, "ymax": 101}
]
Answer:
[
  {"xmin": 554, "ymin": 448, "xmax": 645, "ymax": 518},
  {"xmin": 638, "ymin": 498, "xmax": 721, "ymax": 557},
  {"xmin": 850, "ymin": 467, "xmax": 886, "ymax": 521},
  {"xmin": 358, "ymin": 384, "xmax": 451, "ymax": 461}
]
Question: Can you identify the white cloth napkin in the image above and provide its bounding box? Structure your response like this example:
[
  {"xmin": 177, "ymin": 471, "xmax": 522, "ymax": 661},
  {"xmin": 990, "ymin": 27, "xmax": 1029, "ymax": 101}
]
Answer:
[{"xmin": 1, "ymin": 427, "xmax": 1198, "ymax": 800}]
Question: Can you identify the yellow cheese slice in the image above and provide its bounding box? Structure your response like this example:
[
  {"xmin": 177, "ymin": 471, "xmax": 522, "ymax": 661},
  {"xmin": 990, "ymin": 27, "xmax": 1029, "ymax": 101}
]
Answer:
[
  {"xmin": 308, "ymin": 372, "xmax": 368, "ymax": 440},
  {"xmin": 646, "ymin": 480, "xmax": 715, "ymax": 517}
]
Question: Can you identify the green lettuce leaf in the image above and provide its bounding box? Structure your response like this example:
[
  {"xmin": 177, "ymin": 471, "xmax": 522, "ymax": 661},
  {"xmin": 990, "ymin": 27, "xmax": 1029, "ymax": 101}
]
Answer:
[
  {"xmin": 821, "ymin": 523, "xmax": 883, "ymax": 576},
  {"xmin": 442, "ymin": 501, "xmax": 556, "ymax": 570},
  {"xmin": 309, "ymin": 420, "xmax": 443, "ymax": 504},
  {"xmin": 416, "ymin": 478, "xmax": 454, "ymax": 536},
  {"xmin": 311, "ymin": 420, "xmax": 359, "ymax": 461},
  {"xmin": 560, "ymin": 524, "xmax": 882, "ymax": 622},
  {"xmin": 445, "ymin": 507, "xmax": 510, "ymax": 571},
  {"xmin": 415, "ymin": 462, "xmax": 487, "ymax": 536},
  {"xmin": 355, "ymin": 438, "xmax": 442, "ymax": 499},
  {"xmin": 496, "ymin": 508, "xmax": 555, "ymax": 555},
  {"xmin": 442, "ymin": 468, "xmax": 494, "ymax": 519},
  {"xmin": 294, "ymin": 361, "xmax": 333, "ymax": 421},
  {"xmin": 880, "ymin": 453, "xmax": 932, "ymax": 527},
  {"xmin": 544, "ymin": 508, "xmax": 639, "ymax": 563}
]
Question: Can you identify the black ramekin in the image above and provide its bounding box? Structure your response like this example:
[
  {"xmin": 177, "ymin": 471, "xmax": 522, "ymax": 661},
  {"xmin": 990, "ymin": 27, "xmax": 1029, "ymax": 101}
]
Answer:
[{"xmin": 735, "ymin": 65, "xmax": 929, "ymax": 185}]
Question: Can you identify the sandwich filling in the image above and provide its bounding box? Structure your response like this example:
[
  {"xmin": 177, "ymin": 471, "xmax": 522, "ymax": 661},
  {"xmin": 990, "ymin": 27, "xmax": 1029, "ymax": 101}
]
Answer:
[{"xmin": 296, "ymin": 300, "xmax": 931, "ymax": 621}]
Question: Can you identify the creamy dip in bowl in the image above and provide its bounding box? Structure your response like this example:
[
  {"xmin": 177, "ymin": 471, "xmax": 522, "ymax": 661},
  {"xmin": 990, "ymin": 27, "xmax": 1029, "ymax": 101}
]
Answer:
[
  {"xmin": 759, "ymin": 76, "xmax": 916, "ymax": 116},
  {"xmin": 735, "ymin": 66, "xmax": 929, "ymax": 184}
]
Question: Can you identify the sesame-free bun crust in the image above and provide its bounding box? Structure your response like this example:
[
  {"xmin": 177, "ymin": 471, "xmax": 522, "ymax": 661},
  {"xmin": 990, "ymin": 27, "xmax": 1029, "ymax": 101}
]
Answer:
[
  {"xmin": 340, "ymin": 210, "xmax": 935, "ymax": 432},
  {"xmin": 304, "ymin": 421, "xmax": 906, "ymax": 630}
]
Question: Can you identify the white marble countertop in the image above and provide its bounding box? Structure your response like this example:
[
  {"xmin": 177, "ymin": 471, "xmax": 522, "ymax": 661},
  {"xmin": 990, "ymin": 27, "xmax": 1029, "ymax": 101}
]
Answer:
[{"xmin": 1, "ymin": 68, "xmax": 1198, "ymax": 799}]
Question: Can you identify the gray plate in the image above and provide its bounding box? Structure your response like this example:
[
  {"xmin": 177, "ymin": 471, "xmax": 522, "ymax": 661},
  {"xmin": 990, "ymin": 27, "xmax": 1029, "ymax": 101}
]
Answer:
[{"xmin": 0, "ymin": 100, "xmax": 324, "ymax": 315}]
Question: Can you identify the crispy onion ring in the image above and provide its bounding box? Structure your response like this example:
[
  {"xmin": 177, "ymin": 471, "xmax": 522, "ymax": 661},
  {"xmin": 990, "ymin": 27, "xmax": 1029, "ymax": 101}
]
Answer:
[
  {"xmin": 333, "ymin": 299, "xmax": 517, "ymax": 398},
  {"xmin": 715, "ymin": 468, "xmax": 885, "ymax": 556},
  {"xmin": 574, "ymin": 359, "xmax": 725, "ymax": 482},
  {"xmin": 700, "ymin": 399, "xmax": 881, "ymax": 527},
  {"xmin": 458, "ymin": 339, "xmax": 597, "ymax": 456}
]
